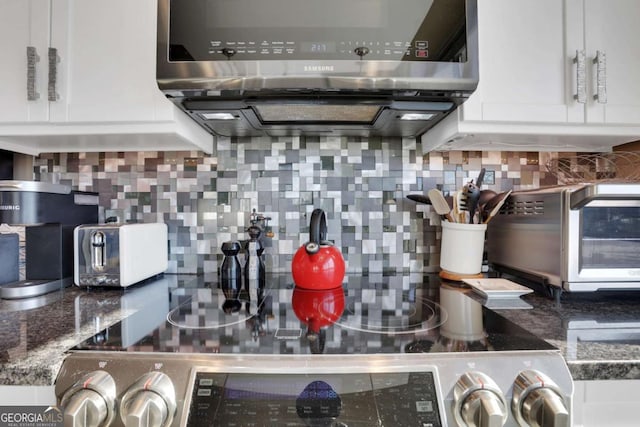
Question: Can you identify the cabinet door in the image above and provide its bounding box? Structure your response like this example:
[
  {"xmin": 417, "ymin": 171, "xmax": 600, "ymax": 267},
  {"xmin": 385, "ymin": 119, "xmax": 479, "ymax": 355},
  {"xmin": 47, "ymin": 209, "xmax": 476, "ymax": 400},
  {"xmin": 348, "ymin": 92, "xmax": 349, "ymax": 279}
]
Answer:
[
  {"xmin": 49, "ymin": 0, "xmax": 170, "ymax": 123},
  {"xmin": 583, "ymin": 0, "xmax": 640, "ymax": 124},
  {"xmin": 462, "ymin": 0, "xmax": 577, "ymax": 123},
  {"xmin": 0, "ymin": 0, "xmax": 51, "ymax": 123}
]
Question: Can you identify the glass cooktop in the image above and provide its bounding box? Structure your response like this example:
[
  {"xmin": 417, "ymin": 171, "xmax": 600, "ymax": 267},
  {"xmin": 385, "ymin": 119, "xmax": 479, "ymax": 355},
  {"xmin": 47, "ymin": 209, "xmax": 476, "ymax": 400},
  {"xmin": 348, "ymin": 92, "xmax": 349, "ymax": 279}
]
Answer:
[{"xmin": 73, "ymin": 274, "xmax": 555, "ymax": 355}]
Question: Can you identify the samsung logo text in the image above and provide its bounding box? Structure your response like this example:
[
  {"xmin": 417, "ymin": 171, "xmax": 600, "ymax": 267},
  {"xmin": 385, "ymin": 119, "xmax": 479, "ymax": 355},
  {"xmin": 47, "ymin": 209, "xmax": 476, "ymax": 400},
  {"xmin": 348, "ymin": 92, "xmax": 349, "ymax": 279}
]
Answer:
[{"xmin": 304, "ymin": 65, "xmax": 335, "ymax": 72}]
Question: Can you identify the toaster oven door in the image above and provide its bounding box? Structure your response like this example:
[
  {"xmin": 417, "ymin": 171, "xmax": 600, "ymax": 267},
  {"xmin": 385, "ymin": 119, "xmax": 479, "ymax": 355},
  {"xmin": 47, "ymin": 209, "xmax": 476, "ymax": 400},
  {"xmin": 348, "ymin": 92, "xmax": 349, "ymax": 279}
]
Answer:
[{"xmin": 566, "ymin": 202, "xmax": 640, "ymax": 290}]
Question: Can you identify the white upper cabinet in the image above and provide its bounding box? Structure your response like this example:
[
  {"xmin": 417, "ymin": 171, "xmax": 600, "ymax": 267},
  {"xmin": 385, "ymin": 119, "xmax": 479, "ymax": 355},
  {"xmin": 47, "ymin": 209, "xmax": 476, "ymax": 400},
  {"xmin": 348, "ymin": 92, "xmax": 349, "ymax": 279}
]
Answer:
[
  {"xmin": 0, "ymin": 0, "xmax": 51, "ymax": 123},
  {"xmin": 422, "ymin": 0, "xmax": 640, "ymax": 152},
  {"xmin": 0, "ymin": 0, "xmax": 213, "ymax": 155},
  {"xmin": 580, "ymin": 0, "xmax": 640, "ymax": 125}
]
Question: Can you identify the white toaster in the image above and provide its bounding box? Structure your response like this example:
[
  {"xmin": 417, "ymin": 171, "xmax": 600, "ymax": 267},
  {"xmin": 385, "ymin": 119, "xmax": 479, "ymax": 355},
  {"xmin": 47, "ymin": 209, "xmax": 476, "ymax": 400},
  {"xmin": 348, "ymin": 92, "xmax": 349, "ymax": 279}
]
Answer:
[{"xmin": 74, "ymin": 222, "xmax": 168, "ymax": 287}]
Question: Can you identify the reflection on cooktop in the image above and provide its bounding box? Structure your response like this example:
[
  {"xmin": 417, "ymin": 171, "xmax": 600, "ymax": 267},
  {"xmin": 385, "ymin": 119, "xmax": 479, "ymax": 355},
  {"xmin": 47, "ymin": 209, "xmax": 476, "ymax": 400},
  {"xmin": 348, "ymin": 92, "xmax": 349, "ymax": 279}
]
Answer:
[{"xmin": 73, "ymin": 274, "xmax": 555, "ymax": 355}]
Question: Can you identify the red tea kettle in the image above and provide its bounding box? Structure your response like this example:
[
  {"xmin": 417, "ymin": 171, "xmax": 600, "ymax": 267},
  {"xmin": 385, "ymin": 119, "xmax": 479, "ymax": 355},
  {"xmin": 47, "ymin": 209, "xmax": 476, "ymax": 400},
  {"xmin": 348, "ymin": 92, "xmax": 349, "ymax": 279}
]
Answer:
[
  {"xmin": 292, "ymin": 286, "xmax": 345, "ymax": 338},
  {"xmin": 292, "ymin": 209, "xmax": 345, "ymax": 290}
]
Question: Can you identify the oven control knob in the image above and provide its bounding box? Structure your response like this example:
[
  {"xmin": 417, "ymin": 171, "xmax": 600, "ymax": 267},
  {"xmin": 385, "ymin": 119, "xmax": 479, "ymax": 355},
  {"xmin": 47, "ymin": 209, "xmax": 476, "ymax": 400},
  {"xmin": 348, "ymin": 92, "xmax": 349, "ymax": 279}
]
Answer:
[
  {"xmin": 60, "ymin": 370, "xmax": 116, "ymax": 427},
  {"xmin": 512, "ymin": 370, "xmax": 569, "ymax": 427},
  {"xmin": 454, "ymin": 371, "xmax": 508, "ymax": 427},
  {"xmin": 120, "ymin": 372, "xmax": 177, "ymax": 427}
]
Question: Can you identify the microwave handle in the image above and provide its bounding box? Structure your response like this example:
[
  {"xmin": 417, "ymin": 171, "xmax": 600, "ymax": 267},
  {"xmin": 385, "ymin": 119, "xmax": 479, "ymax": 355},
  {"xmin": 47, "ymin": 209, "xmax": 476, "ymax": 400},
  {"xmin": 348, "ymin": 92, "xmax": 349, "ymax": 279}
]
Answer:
[{"xmin": 570, "ymin": 184, "xmax": 640, "ymax": 209}]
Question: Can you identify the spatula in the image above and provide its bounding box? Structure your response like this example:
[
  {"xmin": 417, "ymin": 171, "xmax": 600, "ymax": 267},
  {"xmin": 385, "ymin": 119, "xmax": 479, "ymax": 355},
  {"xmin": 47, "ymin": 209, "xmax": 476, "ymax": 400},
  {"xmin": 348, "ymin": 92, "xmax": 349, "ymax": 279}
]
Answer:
[
  {"xmin": 427, "ymin": 189, "xmax": 455, "ymax": 222},
  {"xmin": 483, "ymin": 190, "xmax": 512, "ymax": 224}
]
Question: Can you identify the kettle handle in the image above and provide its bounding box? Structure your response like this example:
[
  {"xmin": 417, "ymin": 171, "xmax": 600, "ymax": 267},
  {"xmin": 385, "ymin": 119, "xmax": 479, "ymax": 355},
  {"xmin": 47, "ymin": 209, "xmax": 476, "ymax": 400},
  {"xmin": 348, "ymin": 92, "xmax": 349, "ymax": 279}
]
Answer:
[{"xmin": 306, "ymin": 209, "xmax": 327, "ymax": 254}]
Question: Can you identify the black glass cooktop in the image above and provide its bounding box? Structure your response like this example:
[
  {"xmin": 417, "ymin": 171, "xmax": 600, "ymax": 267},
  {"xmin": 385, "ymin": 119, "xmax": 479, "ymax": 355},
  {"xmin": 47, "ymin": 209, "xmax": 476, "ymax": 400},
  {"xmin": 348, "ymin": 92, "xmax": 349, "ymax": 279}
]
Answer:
[{"xmin": 74, "ymin": 274, "xmax": 555, "ymax": 355}]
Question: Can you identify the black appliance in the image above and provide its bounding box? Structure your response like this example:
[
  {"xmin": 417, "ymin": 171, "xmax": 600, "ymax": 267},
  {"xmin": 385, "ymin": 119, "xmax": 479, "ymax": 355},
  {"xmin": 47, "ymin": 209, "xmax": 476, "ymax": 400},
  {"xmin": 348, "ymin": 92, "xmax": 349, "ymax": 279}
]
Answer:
[
  {"xmin": 156, "ymin": 0, "xmax": 478, "ymax": 138},
  {"xmin": 55, "ymin": 275, "xmax": 573, "ymax": 426},
  {"xmin": 0, "ymin": 180, "xmax": 99, "ymax": 299}
]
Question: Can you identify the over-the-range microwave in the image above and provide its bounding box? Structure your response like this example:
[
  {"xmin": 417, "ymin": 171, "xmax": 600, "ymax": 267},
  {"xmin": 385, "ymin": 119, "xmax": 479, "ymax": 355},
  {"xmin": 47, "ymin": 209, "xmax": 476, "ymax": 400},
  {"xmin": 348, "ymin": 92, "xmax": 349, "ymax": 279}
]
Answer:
[{"xmin": 156, "ymin": 0, "xmax": 479, "ymax": 138}]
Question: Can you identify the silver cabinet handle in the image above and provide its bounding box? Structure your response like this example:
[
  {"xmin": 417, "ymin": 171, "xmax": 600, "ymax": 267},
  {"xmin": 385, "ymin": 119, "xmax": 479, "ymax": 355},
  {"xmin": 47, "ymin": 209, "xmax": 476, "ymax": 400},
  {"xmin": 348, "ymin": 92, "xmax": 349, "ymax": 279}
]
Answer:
[
  {"xmin": 48, "ymin": 47, "xmax": 60, "ymax": 102},
  {"xmin": 26, "ymin": 46, "xmax": 40, "ymax": 101},
  {"xmin": 573, "ymin": 50, "xmax": 586, "ymax": 104},
  {"xmin": 593, "ymin": 50, "xmax": 607, "ymax": 103}
]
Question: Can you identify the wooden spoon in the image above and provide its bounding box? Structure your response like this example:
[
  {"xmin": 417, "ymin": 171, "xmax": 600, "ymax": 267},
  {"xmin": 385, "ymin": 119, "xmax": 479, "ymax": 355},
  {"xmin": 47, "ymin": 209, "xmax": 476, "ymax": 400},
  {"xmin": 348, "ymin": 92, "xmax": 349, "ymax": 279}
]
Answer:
[
  {"xmin": 427, "ymin": 189, "xmax": 455, "ymax": 222},
  {"xmin": 483, "ymin": 190, "xmax": 512, "ymax": 224}
]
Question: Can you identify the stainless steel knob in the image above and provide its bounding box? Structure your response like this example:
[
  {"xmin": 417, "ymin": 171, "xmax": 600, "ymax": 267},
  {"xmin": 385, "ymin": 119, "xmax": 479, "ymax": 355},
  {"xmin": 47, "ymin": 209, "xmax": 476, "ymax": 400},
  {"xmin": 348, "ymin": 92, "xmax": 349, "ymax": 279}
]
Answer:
[
  {"xmin": 512, "ymin": 370, "xmax": 570, "ymax": 427},
  {"xmin": 120, "ymin": 372, "xmax": 176, "ymax": 427},
  {"xmin": 60, "ymin": 371, "xmax": 116, "ymax": 427},
  {"xmin": 454, "ymin": 371, "xmax": 508, "ymax": 427}
]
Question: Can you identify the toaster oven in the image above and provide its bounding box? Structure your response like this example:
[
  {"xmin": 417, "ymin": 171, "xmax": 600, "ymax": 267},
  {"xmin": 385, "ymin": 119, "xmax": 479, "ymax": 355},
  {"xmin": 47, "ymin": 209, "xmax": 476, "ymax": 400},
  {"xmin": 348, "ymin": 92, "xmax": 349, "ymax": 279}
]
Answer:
[{"xmin": 487, "ymin": 183, "xmax": 640, "ymax": 293}]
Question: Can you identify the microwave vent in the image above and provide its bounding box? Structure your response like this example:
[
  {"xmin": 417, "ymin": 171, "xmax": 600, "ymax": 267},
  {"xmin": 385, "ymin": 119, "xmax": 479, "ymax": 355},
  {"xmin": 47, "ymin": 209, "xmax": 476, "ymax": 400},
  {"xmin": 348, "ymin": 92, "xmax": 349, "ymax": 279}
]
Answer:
[{"xmin": 500, "ymin": 199, "xmax": 545, "ymax": 216}]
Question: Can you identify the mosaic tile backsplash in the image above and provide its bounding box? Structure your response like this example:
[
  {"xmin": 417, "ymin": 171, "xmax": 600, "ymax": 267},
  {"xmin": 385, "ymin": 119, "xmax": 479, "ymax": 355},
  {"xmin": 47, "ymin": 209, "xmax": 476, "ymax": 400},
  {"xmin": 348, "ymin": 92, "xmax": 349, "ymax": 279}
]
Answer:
[{"xmin": 33, "ymin": 136, "xmax": 564, "ymax": 275}]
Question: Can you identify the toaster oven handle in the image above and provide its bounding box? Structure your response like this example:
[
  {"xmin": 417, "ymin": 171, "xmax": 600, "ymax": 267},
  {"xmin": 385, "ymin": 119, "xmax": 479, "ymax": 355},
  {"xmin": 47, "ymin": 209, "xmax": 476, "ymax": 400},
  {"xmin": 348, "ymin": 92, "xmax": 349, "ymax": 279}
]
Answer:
[{"xmin": 569, "ymin": 184, "xmax": 640, "ymax": 209}]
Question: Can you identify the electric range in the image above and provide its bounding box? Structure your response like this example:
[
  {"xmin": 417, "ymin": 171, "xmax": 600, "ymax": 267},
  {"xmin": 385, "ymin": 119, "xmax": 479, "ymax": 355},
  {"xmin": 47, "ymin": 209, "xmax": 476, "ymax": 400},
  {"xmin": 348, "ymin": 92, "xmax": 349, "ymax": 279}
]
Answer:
[{"xmin": 54, "ymin": 274, "xmax": 573, "ymax": 427}]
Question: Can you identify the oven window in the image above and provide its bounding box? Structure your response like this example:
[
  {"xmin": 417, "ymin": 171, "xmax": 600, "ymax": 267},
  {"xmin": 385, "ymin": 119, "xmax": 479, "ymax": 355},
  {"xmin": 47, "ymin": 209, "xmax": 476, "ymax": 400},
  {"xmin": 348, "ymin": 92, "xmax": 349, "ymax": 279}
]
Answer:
[
  {"xmin": 168, "ymin": 0, "xmax": 467, "ymax": 62},
  {"xmin": 581, "ymin": 206, "xmax": 640, "ymax": 268}
]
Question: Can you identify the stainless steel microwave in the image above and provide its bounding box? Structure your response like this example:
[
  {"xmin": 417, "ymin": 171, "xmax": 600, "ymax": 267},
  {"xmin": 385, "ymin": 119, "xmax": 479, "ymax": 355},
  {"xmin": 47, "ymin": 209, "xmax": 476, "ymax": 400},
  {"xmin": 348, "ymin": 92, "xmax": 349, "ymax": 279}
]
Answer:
[
  {"xmin": 156, "ymin": 0, "xmax": 479, "ymax": 138},
  {"xmin": 487, "ymin": 183, "xmax": 640, "ymax": 293}
]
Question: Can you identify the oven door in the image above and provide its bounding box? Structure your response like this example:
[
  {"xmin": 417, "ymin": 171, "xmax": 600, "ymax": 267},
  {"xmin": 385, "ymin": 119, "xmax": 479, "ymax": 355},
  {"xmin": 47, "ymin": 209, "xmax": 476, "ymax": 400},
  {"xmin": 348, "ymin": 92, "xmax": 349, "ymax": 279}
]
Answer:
[
  {"xmin": 566, "ymin": 199, "xmax": 640, "ymax": 290},
  {"xmin": 157, "ymin": 0, "xmax": 478, "ymax": 92}
]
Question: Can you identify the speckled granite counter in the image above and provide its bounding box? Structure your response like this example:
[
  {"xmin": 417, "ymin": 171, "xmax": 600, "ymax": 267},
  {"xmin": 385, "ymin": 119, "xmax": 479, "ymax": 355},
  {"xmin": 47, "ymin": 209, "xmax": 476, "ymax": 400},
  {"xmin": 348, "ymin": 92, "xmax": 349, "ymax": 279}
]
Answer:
[
  {"xmin": 2, "ymin": 273, "xmax": 640, "ymax": 386},
  {"xmin": 488, "ymin": 285, "xmax": 640, "ymax": 381},
  {"xmin": 0, "ymin": 274, "xmax": 199, "ymax": 386}
]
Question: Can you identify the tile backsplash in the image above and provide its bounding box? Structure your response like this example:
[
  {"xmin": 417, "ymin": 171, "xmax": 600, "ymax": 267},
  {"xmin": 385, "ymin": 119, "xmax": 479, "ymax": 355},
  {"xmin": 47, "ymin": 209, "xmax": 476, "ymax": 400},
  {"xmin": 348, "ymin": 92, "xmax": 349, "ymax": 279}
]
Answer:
[{"xmin": 33, "ymin": 136, "xmax": 563, "ymax": 275}]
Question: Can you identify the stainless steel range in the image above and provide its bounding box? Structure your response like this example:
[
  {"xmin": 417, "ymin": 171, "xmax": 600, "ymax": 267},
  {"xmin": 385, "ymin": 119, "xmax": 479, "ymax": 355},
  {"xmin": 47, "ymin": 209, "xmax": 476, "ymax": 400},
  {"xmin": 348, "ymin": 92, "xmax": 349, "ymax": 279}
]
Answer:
[{"xmin": 54, "ymin": 275, "xmax": 572, "ymax": 426}]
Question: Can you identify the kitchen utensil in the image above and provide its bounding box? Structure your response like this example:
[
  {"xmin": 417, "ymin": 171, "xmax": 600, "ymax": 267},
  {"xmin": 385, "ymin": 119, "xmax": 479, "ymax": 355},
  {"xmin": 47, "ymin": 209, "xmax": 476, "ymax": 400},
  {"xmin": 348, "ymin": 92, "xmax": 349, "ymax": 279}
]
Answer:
[
  {"xmin": 464, "ymin": 182, "xmax": 481, "ymax": 223},
  {"xmin": 483, "ymin": 190, "xmax": 512, "ymax": 224},
  {"xmin": 478, "ymin": 189, "xmax": 498, "ymax": 207},
  {"xmin": 480, "ymin": 191, "xmax": 503, "ymax": 222},
  {"xmin": 292, "ymin": 209, "xmax": 345, "ymax": 290},
  {"xmin": 454, "ymin": 191, "xmax": 468, "ymax": 223},
  {"xmin": 475, "ymin": 168, "xmax": 486, "ymax": 189},
  {"xmin": 427, "ymin": 189, "xmax": 455, "ymax": 223},
  {"xmin": 406, "ymin": 194, "xmax": 432, "ymax": 204}
]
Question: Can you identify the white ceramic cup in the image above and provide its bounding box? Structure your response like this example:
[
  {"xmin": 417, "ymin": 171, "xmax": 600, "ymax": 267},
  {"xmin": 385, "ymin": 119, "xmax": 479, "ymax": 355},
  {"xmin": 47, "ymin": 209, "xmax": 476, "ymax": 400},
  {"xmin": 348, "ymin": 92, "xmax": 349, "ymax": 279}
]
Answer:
[{"xmin": 440, "ymin": 220, "xmax": 487, "ymax": 275}]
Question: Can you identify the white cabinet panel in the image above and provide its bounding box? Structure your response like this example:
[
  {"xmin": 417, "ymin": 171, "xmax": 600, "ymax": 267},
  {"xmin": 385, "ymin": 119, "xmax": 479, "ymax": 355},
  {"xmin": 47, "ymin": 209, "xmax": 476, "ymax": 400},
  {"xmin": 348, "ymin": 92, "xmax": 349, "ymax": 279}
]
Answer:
[
  {"xmin": 0, "ymin": 0, "xmax": 51, "ymax": 123},
  {"xmin": 423, "ymin": 0, "xmax": 640, "ymax": 152},
  {"xmin": 462, "ymin": 0, "xmax": 572, "ymax": 124},
  {"xmin": 573, "ymin": 380, "xmax": 640, "ymax": 427},
  {"xmin": 0, "ymin": 0, "xmax": 213, "ymax": 154},
  {"xmin": 50, "ymin": 0, "xmax": 170, "ymax": 123},
  {"xmin": 583, "ymin": 0, "xmax": 640, "ymax": 125}
]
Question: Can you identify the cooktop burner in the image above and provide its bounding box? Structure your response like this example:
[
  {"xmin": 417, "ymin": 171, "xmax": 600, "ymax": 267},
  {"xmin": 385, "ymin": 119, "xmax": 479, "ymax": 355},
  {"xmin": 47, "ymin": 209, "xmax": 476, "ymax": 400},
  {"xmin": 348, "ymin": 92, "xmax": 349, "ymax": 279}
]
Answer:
[
  {"xmin": 57, "ymin": 274, "xmax": 573, "ymax": 427},
  {"xmin": 73, "ymin": 274, "xmax": 554, "ymax": 355}
]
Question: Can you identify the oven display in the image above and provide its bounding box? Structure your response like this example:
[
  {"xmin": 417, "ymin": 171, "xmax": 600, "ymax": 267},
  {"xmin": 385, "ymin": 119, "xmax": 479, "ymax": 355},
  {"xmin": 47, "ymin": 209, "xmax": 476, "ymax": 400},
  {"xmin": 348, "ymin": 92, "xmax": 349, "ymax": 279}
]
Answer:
[
  {"xmin": 187, "ymin": 371, "xmax": 442, "ymax": 426},
  {"xmin": 168, "ymin": 0, "xmax": 467, "ymax": 62}
]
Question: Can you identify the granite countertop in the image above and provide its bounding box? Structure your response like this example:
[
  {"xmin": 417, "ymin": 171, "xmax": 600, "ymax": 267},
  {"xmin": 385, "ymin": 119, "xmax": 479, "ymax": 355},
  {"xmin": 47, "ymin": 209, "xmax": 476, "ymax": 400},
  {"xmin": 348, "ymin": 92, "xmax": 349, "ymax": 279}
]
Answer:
[
  {"xmin": 490, "ymin": 286, "xmax": 640, "ymax": 381},
  {"xmin": 2, "ymin": 273, "xmax": 640, "ymax": 386},
  {"xmin": 0, "ymin": 275, "xmax": 198, "ymax": 386}
]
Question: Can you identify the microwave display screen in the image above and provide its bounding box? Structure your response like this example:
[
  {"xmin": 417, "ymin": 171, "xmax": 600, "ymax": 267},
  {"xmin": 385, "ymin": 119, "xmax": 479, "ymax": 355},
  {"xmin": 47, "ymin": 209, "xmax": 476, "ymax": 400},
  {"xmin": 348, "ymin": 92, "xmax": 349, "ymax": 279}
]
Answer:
[
  {"xmin": 581, "ymin": 206, "xmax": 640, "ymax": 269},
  {"xmin": 167, "ymin": 0, "xmax": 467, "ymax": 62}
]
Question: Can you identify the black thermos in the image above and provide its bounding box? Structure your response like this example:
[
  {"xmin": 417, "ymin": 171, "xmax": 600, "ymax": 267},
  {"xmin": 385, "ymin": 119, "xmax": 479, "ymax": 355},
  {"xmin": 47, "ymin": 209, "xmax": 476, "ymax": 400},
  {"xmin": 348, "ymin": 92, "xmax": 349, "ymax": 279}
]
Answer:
[{"xmin": 221, "ymin": 241, "xmax": 242, "ymax": 288}]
